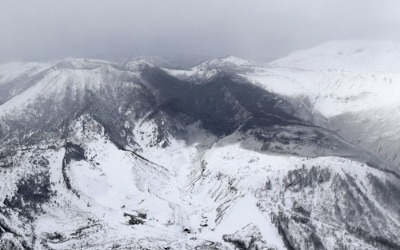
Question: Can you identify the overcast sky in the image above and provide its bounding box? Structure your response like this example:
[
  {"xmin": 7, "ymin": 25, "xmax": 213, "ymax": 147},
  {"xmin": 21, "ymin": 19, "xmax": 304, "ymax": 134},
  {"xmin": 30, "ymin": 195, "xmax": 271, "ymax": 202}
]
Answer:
[{"xmin": 1, "ymin": 0, "xmax": 400, "ymax": 63}]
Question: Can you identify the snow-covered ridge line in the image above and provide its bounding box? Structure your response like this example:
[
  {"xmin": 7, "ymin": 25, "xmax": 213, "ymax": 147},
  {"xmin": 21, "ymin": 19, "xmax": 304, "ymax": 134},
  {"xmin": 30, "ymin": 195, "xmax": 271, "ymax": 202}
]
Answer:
[
  {"xmin": 270, "ymin": 40, "xmax": 400, "ymax": 73},
  {"xmin": 1, "ymin": 41, "xmax": 400, "ymax": 249}
]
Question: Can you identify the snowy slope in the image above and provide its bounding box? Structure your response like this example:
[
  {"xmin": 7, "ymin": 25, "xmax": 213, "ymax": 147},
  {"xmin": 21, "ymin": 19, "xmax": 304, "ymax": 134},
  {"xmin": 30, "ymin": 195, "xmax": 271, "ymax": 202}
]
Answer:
[
  {"xmin": 165, "ymin": 41, "xmax": 400, "ymax": 117},
  {"xmin": 165, "ymin": 55, "xmax": 255, "ymax": 83},
  {"xmin": 0, "ymin": 62, "xmax": 56, "ymax": 107},
  {"xmin": 2, "ymin": 115, "xmax": 399, "ymax": 249},
  {"xmin": 0, "ymin": 62, "xmax": 54, "ymax": 86},
  {"xmin": 2, "ymin": 113, "xmax": 399, "ymax": 249},
  {"xmin": 1, "ymin": 50, "xmax": 400, "ymax": 249},
  {"xmin": 271, "ymin": 40, "xmax": 400, "ymax": 73},
  {"xmin": 236, "ymin": 41, "xmax": 400, "ymax": 169},
  {"xmin": 243, "ymin": 41, "xmax": 400, "ymax": 117},
  {"xmin": 0, "ymin": 59, "xmax": 140, "ymax": 117}
]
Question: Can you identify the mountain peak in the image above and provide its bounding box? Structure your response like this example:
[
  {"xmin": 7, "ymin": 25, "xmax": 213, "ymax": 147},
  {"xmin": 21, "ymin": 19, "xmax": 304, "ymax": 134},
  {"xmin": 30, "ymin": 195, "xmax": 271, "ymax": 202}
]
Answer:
[
  {"xmin": 122, "ymin": 55, "xmax": 174, "ymax": 69},
  {"xmin": 122, "ymin": 58, "xmax": 157, "ymax": 71},
  {"xmin": 218, "ymin": 55, "xmax": 251, "ymax": 65},
  {"xmin": 271, "ymin": 40, "xmax": 400, "ymax": 72},
  {"xmin": 193, "ymin": 55, "xmax": 252, "ymax": 71}
]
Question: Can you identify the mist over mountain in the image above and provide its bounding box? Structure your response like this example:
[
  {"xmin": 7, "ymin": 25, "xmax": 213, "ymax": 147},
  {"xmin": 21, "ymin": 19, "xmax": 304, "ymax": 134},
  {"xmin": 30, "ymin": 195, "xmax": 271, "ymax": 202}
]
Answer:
[{"xmin": 2, "ymin": 0, "xmax": 400, "ymax": 62}]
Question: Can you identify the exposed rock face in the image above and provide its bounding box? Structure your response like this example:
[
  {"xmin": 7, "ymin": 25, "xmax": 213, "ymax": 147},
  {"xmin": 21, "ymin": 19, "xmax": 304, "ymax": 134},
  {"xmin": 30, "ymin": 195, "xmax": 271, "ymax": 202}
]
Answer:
[
  {"xmin": 264, "ymin": 166, "xmax": 400, "ymax": 250},
  {"xmin": 0, "ymin": 57, "xmax": 399, "ymax": 249},
  {"xmin": 223, "ymin": 224, "xmax": 273, "ymax": 250},
  {"xmin": 0, "ymin": 233, "xmax": 24, "ymax": 250}
]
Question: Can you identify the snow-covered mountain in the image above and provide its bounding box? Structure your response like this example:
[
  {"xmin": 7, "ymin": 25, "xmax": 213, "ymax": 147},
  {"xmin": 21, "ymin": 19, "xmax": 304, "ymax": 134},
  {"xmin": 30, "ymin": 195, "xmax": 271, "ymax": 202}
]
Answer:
[
  {"xmin": 168, "ymin": 41, "xmax": 400, "ymax": 169},
  {"xmin": 270, "ymin": 41, "xmax": 400, "ymax": 73},
  {"xmin": 241, "ymin": 41, "xmax": 400, "ymax": 170},
  {"xmin": 1, "ymin": 42, "xmax": 400, "ymax": 250},
  {"xmin": 165, "ymin": 55, "xmax": 256, "ymax": 84}
]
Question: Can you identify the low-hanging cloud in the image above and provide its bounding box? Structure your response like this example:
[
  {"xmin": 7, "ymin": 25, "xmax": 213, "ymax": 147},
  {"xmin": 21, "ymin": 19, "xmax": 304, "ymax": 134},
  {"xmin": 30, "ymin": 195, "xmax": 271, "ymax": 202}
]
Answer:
[{"xmin": 1, "ymin": 0, "xmax": 400, "ymax": 63}]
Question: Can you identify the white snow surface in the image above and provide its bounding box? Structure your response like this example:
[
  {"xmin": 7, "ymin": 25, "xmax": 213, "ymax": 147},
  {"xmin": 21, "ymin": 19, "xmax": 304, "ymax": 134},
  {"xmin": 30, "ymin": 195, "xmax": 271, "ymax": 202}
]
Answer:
[
  {"xmin": 12, "ymin": 122, "xmax": 391, "ymax": 249},
  {"xmin": 241, "ymin": 41, "xmax": 400, "ymax": 117},
  {"xmin": 271, "ymin": 40, "xmax": 400, "ymax": 73},
  {"xmin": 1, "ymin": 41, "xmax": 400, "ymax": 249},
  {"xmin": 0, "ymin": 59, "xmax": 138, "ymax": 117},
  {"xmin": 165, "ymin": 55, "xmax": 254, "ymax": 83},
  {"xmin": 163, "ymin": 40, "xmax": 400, "ymax": 117},
  {"xmin": 0, "ymin": 61, "xmax": 54, "ymax": 85}
]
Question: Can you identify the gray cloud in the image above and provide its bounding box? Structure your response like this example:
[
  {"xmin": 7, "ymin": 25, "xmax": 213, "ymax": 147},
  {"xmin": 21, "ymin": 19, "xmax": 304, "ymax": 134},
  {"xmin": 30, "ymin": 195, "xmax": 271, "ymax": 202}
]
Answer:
[{"xmin": 1, "ymin": 0, "xmax": 400, "ymax": 63}]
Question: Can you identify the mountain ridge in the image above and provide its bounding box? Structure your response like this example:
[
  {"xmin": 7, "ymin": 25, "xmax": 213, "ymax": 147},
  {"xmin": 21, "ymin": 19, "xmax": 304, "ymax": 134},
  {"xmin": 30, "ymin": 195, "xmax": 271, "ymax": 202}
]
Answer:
[{"xmin": 1, "ymin": 41, "xmax": 400, "ymax": 249}]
